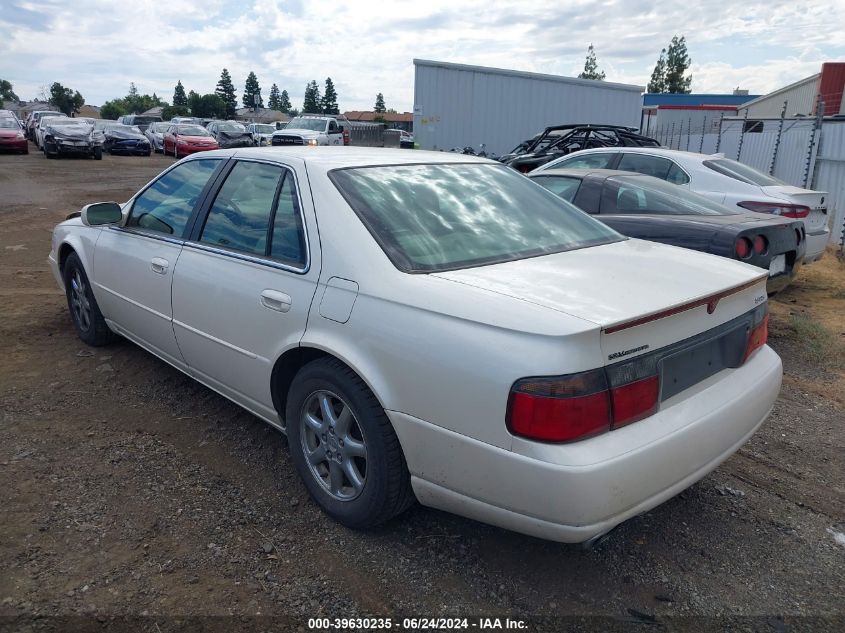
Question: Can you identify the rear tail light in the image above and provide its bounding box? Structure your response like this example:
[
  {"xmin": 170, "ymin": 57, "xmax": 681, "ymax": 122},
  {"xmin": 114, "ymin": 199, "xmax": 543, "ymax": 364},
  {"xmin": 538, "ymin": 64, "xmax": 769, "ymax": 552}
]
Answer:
[
  {"xmin": 508, "ymin": 370, "xmax": 610, "ymax": 442},
  {"xmin": 737, "ymin": 201, "xmax": 811, "ymax": 219},
  {"xmin": 735, "ymin": 237, "xmax": 752, "ymax": 259},
  {"xmin": 753, "ymin": 235, "xmax": 767, "ymax": 255},
  {"xmin": 743, "ymin": 311, "xmax": 768, "ymax": 363},
  {"xmin": 509, "ymin": 303, "xmax": 769, "ymax": 443}
]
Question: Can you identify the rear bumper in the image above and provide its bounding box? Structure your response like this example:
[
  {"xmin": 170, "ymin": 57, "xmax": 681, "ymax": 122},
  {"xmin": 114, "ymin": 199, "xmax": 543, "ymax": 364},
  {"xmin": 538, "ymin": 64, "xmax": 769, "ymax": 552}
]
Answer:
[
  {"xmin": 0, "ymin": 138, "xmax": 28, "ymax": 151},
  {"xmin": 803, "ymin": 226, "xmax": 830, "ymax": 263},
  {"xmin": 390, "ymin": 345, "xmax": 782, "ymax": 543}
]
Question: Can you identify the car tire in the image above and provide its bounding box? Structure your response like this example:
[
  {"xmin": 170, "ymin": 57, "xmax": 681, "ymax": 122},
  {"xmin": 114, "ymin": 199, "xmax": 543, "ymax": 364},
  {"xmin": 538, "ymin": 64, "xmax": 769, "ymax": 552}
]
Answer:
[
  {"xmin": 63, "ymin": 253, "xmax": 116, "ymax": 346},
  {"xmin": 286, "ymin": 357, "xmax": 415, "ymax": 529},
  {"xmin": 93, "ymin": 147, "xmax": 103, "ymax": 160}
]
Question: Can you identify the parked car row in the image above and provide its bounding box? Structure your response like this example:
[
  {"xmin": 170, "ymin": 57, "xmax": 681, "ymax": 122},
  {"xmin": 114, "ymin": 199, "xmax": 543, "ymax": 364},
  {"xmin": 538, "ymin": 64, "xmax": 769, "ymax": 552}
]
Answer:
[
  {"xmin": 50, "ymin": 146, "xmax": 781, "ymax": 546},
  {"xmin": 531, "ymin": 146, "xmax": 830, "ymax": 265}
]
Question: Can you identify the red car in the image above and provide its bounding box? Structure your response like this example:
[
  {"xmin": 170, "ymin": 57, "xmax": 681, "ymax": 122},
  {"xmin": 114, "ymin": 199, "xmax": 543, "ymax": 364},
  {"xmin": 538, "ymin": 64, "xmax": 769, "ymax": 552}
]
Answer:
[
  {"xmin": 163, "ymin": 124, "xmax": 219, "ymax": 157},
  {"xmin": 0, "ymin": 117, "xmax": 28, "ymax": 154}
]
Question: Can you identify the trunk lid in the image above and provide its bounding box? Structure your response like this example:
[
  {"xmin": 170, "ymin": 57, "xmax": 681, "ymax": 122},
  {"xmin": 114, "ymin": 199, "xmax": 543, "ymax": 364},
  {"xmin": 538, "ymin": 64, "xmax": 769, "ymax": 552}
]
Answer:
[
  {"xmin": 432, "ymin": 239, "xmax": 768, "ymax": 365},
  {"xmin": 760, "ymin": 185, "xmax": 828, "ymax": 232}
]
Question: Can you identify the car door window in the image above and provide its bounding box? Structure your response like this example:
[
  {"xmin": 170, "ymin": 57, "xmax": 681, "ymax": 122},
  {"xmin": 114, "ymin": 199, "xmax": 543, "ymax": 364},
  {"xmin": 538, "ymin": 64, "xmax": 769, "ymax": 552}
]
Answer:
[
  {"xmin": 617, "ymin": 153, "xmax": 673, "ymax": 180},
  {"xmin": 127, "ymin": 159, "xmax": 221, "ymax": 236},
  {"xmin": 556, "ymin": 153, "xmax": 615, "ymax": 170},
  {"xmin": 270, "ymin": 174, "xmax": 307, "ymax": 266},
  {"xmin": 328, "ymin": 120, "xmax": 339, "ymax": 133},
  {"xmin": 530, "ymin": 176, "xmax": 582, "ymax": 203},
  {"xmin": 666, "ymin": 162, "xmax": 690, "ymax": 185},
  {"xmin": 200, "ymin": 161, "xmax": 285, "ymax": 256}
]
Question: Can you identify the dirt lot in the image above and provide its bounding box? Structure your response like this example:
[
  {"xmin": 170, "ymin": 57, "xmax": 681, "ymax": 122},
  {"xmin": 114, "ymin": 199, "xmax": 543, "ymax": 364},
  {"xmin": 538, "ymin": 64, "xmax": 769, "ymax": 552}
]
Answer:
[{"xmin": 1, "ymin": 147, "xmax": 843, "ymax": 632}]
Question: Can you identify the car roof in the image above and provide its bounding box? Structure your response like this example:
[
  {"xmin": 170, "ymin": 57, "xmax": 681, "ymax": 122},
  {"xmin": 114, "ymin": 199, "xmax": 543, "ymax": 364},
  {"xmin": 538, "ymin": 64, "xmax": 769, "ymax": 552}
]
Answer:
[
  {"xmin": 190, "ymin": 147, "xmax": 493, "ymax": 171},
  {"xmin": 563, "ymin": 145, "xmax": 715, "ymax": 162},
  {"xmin": 531, "ymin": 167, "xmax": 651, "ymax": 180}
]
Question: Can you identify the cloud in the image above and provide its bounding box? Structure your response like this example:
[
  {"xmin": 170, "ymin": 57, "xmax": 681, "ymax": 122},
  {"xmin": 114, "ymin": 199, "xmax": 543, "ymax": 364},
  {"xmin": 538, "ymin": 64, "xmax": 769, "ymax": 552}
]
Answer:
[{"xmin": 0, "ymin": 0, "xmax": 842, "ymax": 112}]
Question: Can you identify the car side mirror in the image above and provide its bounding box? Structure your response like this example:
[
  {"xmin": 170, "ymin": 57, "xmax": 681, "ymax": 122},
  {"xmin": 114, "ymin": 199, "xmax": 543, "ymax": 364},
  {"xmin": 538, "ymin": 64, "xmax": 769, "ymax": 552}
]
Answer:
[{"xmin": 81, "ymin": 202, "xmax": 123, "ymax": 226}]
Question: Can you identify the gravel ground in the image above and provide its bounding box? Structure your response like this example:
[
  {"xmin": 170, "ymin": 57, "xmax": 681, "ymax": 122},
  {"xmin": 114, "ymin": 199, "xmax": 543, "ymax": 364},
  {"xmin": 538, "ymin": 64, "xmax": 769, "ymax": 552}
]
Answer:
[{"xmin": 0, "ymin": 147, "xmax": 843, "ymax": 632}]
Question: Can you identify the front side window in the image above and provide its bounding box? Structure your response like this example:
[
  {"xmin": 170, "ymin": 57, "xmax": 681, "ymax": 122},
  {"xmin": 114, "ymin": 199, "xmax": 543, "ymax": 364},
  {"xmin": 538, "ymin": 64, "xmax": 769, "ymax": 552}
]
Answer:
[
  {"xmin": 617, "ymin": 153, "xmax": 673, "ymax": 180},
  {"xmin": 127, "ymin": 159, "xmax": 221, "ymax": 236},
  {"xmin": 331, "ymin": 163, "xmax": 621, "ymax": 273},
  {"xmin": 199, "ymin": 161, "xmax": 307, "ymax": 266},
  {"xmin": 530, "ymin": 175, "xmax": 583, "ymax": 203},
  {"xmin": 600, "ymin": 175, "xmax": 738, "ymax": 216}
]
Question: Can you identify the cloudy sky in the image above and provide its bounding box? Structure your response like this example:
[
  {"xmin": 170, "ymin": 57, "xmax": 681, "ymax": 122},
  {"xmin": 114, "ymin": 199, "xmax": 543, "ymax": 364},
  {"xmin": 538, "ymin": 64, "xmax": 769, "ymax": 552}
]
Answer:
[{"xmin": 1, "ymin": 0, "xmax": 842, "ymax": 111}]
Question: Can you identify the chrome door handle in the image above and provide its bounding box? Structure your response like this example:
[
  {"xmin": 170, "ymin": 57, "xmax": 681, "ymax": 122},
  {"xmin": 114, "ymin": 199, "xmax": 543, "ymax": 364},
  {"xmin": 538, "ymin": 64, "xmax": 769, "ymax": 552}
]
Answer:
[
  {"xmin": 150, "ymin": 257, "xmax": 169, "ymax": 275},
  {"xmin": 260, "ymin": 289, "xmax": 292, "ymax": 313}
]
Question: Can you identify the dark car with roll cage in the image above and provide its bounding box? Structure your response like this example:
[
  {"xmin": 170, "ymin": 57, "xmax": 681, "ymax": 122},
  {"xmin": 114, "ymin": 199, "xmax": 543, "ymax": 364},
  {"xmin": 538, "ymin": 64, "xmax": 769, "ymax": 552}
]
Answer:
[
  {"xmin": 102, "ymin": 123, "xmax": 151, "ymax": 156},
  {"xmin": 529, "ymin": 168, "xmax": 805, "ymax": 294},
  {"xmin": 502, "ymin": 124, "xmax": 660, "ymax": 172}
]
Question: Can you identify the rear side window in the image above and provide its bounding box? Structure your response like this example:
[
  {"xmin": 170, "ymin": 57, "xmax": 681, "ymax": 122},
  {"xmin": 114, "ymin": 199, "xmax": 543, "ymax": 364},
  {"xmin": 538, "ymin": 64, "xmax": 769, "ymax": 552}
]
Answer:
[
  {"xmin": 530, "ymin": 176, "xmax": 583, "ymax": 203},
  {"xmin": 703, "ymin": 158, "xmax": 785, "ymax": 186},
  {"xmin": 127, "ymin": 159, "xmax": 221, "ymax": 236},
  {"xmin": 200, "ymin": 161, "xmax": 307, "ymax": 267},
  {"xmin": 555, "ymin": 153, "xmax": 615, "ymax": 170},
  {"xmin": 666, "ymin": 163, "xmax": 690, "ymax": 185},
  {"xmin": 617, "ymin": 153, "xmax": 673, "ymax": 180}
]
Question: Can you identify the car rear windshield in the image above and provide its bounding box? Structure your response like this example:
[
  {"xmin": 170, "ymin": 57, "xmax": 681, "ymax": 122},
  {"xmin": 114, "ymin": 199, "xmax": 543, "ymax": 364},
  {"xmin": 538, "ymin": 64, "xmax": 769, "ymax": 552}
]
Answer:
[
  {"xmin": 287, "ymin": 118, "xmax": 327, "ymax": 131},
  {"xmin": 605, "ymin": 175, "xmax": 738, "ymax": 215},
  {"xmin": 703, "ymin": 158, "xmax": 785, "ymax": 186},
  {"xmin": 331, "ymin": 163, "xmax": 622, "ymax": 273},
  {"xmin": 177, "ymin": 125, "xmax": 210, "ymax": 136},
  {"xmin": 132, "ymin": 116, "xmax": 161, "ymax": 124}
]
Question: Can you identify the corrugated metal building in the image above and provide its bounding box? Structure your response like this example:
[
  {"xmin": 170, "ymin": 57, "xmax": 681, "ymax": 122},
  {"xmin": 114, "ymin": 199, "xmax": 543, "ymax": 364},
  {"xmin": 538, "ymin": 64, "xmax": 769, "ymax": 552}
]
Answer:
[
  {"xmin": 737, "ymin": 63, "xmax": 845, "ymax": 118},
  {"xmin": 413, "ymin": 59, "xmax": 644, "ymax": 156}
]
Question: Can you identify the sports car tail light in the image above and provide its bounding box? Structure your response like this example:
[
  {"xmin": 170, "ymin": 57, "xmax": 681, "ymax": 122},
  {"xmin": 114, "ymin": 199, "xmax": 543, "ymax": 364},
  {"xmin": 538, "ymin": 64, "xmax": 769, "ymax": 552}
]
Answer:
[
  {"xmin": 753, "ymin": 235, "xmax": 768, "ymax": 255},
  {"xmin": 743, "ymin": 312, "xmax": 768, "ymax": 363},
  {"xmin": 737, "ymin": 201, "xmax": 811, "ymax": 219},
  {"xmin": 735, "ymin": 237, "xmax": 752, "ymax": 259}
]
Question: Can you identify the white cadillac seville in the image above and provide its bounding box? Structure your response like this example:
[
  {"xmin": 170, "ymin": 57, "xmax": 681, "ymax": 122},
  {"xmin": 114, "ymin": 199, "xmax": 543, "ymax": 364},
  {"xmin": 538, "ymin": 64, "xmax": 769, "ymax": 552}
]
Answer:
[{"xmin": 49, "ymin": 147, "xmax": 782, "ymax": 544}]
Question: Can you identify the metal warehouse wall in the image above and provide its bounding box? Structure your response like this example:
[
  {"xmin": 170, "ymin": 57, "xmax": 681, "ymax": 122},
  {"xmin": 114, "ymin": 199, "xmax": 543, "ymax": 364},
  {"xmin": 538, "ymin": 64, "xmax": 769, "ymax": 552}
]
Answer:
[
  {"xmin": 738, "ymin": 76, "xmax": 820, "ymax": 118},
  {"xmin": 413, "ymin": 59, "xmax": 644, "ymax": 156}
]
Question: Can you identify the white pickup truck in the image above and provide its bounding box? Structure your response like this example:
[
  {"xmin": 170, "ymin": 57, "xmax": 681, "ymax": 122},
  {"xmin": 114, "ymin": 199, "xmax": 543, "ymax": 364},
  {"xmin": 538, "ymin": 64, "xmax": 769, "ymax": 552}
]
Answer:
[{"xmin": 271, "ymin": 114, "xmax": 349, "ymax": 146}]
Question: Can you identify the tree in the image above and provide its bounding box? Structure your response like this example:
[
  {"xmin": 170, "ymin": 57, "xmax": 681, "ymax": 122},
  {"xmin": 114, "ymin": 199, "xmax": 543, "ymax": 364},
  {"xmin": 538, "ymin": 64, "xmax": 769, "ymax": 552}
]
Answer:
[
  {"xmin": 647, "ymin": 48, "xmax": 666, "ymax": 93},
  {"xmin": 215, "ymin": 68, "xmax": 238, "ymax": 117},
  {"xmin": 123, "ymin": 83, "xmax": 164, "ymax": 114},
  {"xmin": 173, "ymin": 80, "xmax": 188, "ymax": 107},
  {"xmin": 243, "ymin": 71, "xmax": 263, "ymax": 108},
  {"xmin": 100, "ymin": 99, "xmax": 127, "ymax": 120},
  {"xmin": 374, "ymin": 92, "xmax": 386, "ymax": 113},
  {"xmin": 302, "ymin": 80, "xmax": 321, "ymax": 113},
  {"xmin": 648, "ymin": 36, "xmax": 692, "ymax": 93},
  {"xmin": 0, "ymin": 79, "xmax": 19, "ymax": 102},
  {"xmin": 577, "ymin": 44, "xmax": 606, "ymax": 80},
  {"xmin": 188, "ymin": 91, "xmax": 226, "ymax": 118},
  {"xmin": 664, "ymin": 35, "xmax": 692, "ymax": 94},
  {"xmin": 162, "ymin": 105, "xmax": 190, "ymax": 120},
  {"xmin": 321, "ymin": 77, "xmax": 339, "ymax": 114},
  {"xmin": 268, "ymin": 83, "xmax": 281, "ymax": 110},
  {"xmin": 279, "ymin": 89, "xmax": 292, "ymax": 113},
  {"xmin": 49, "ymin": 82, "xmax": 84, "ymax": 115}
]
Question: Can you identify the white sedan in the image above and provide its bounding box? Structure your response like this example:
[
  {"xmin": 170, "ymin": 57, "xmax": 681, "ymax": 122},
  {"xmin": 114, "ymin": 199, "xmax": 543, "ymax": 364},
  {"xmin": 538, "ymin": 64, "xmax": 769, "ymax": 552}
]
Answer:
[
  {"xmin": 536, "ymin": 147, "xmax": 830, "ymax": 264},
  {"xmin": 49, "ymin": 147, "xmax": 782, "ymax": 544}
]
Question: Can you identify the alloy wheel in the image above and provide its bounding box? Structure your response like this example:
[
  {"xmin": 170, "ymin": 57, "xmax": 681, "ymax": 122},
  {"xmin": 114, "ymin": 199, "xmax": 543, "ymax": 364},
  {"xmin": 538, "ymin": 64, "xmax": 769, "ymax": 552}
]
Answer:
[
  {"xmin": 299, "ymin": 390, "xmax": 368, "ymax": 501},
  {"xmin": 69, "ymin": 269, "xmax": 91, "ymax": 332}
]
